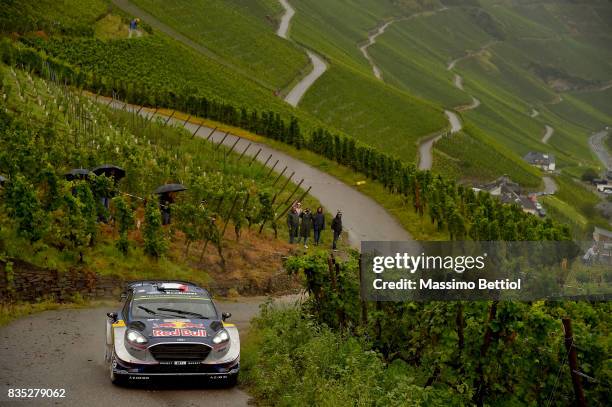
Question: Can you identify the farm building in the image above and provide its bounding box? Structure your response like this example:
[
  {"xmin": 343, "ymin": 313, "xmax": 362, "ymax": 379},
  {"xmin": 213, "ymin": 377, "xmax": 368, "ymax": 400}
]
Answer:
[{"xmin": 523, "ymin": 152, "xmax": 556, "ymax": 172}]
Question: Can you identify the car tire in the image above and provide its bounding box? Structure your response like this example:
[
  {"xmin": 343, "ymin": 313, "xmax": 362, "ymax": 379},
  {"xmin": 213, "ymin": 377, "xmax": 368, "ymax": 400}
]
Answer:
[{"xmin": 109, "ymin": 355, "xmax": 125, "ymax": 386}]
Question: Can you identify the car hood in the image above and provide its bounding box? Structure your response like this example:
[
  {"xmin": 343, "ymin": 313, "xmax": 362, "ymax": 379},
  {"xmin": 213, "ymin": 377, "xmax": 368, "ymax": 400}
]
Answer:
[{"xmin": 128, "ymin": 318, "xmax": 224, "ymax": 346}]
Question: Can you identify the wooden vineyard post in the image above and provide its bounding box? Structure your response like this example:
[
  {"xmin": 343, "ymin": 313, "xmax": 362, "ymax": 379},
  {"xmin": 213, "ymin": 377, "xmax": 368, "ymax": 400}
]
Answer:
[
  {"xmin": 164, "ymin": 110, "xmax": 176, "ymax": 125},
  {"xmin": 274, "ymin": 186, "xmax": 311, "ymax": 224},
  {"xmin": 215, "ymin": 131, "xmax": 230, "ymax": 150},
  {"xmin": 265, "ymin": 159, "xmax": 279, "ymax": 177},
  {"xmin": 204, "ymin": 127, "xmax": 217, "ymax": 141},
  {"xmin": 562, "ymin": 318, "xmax": 587, "ymax": 407},
  {"xmin": 237, "ymin": 142, "xmax": 251, "ymax": 162},
  {"xmin": 248, "ymin": 148, "xmax": 262, "ymax": 167},
  {"xmin": 272, "ymin": 166, "xmax": 288, "ymax": 186},
  {"xmin": 220, "ymin": 194, "xmax": 240, "ymax": 241},
  {"xmin": 271, "ymin": 172, "xmax": 294, "ymax": 205},
  {"xmin": 190, "ymin": 123, "xmax": 204, "ymax": 139}
]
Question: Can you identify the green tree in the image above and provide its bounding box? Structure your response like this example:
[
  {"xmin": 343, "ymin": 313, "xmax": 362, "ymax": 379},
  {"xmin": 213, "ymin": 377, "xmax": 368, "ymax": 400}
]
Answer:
[
  {"xmin": 111, "ymin": 195, "xmax": 135, "ymax": 255},
  {"xmin": 143, "ymin": 198, "xmax": 166, "ymax": 258},
  {"xmin": 4, "ymin": 175, "xmax": 48, "ymax": 242},
  {"xmin": 72, "ymin": 181, "xmax": 97, "ymax": 246}
]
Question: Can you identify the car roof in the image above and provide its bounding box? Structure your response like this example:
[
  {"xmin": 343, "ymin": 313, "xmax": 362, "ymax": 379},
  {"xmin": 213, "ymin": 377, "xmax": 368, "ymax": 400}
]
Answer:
[{"xmin": 127, "ymin": 281, "xmax": 211, "ymax": 299}]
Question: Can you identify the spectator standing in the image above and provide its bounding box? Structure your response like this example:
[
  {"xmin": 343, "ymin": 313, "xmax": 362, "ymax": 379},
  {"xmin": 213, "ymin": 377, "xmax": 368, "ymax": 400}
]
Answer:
[
  {"xmin": 331, "ymin": 211, "xmax": 342, "ymax": 251},
  {"xmin": 159, "ymin": 192, "xmax": 174, "ymax": 225},
  {"xmin": 287, "ymin": 207, "xmax": 300, "ymax": 244},
  {"xmin": 300, "ymin": 208, "xmax": 313, "ymax": 248},
  {"xmin": 313, "ymin": 207, "xmax": 325, "ymax": 246}
]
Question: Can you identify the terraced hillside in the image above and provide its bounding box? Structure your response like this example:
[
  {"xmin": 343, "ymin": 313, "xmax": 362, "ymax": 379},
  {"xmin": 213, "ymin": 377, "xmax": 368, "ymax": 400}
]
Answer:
[
  {"xmin": 365, "ymin": 0, "xmax": 612, "ymax": 178},
  {"xmin": 128, "ymin": 0, "xmax": 309, "ymax": 91}
]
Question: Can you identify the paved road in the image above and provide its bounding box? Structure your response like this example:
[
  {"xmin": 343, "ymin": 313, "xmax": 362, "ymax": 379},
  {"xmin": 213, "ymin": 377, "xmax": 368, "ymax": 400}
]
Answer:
[
  {"xmin": 360, "ymin": 20, "xmax": 394, "ymax": 80},
  {"xmin": 277, "ymin": 0, "xmax": 327, "ymax": 107},
  {"xmin": 0, "ymin": 297, "xmax": 299, "ymax": 406},
  {"xmin": 542, "ymin": 125, "xmax": 554, "ymax": 144},
  {"xmin": 103, "ymin": 97, "xmax": 412, "ymax": 247},
  {"xmin": 542, "ymin": 176, "xmax": 558, "ymax": 195},
  {"xmin": 418, "ymin": 111, "xmax": 460, "ymax": 170},
  {"xmin": 589, "ymin": 130, "xmax": 611, "ymax": 171}
]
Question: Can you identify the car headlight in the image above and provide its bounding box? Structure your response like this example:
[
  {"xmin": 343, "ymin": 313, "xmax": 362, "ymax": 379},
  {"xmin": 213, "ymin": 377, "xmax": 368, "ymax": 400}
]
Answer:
[
  {"xmin": 212, "ymin": 329, "xmax": 230, "ymax": 344},
  {"xmin": 125, "ymin": 329, "xmax": 148, "ymax": 346}
]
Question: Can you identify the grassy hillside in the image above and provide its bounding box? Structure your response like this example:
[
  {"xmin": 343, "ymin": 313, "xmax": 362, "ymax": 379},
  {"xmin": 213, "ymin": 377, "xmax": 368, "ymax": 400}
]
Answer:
[
  {"xmin": 300, "ymin": 64, "xmax": 447, "ymax": 159},
  {"xmin": 129, "ymin": 0, "xmax": 309, "ymax": 90},
  {"xmin": 287, "ymin": 0, "xmax": 448, "ymax": 157},
  {"xmin": 365, "ymin": 0, "xmax": 611, "ymax": 184}
]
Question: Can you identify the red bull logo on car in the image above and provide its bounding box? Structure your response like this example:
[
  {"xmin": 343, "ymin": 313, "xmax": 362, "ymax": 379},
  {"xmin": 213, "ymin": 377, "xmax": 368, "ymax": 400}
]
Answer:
[{"xmin": 152, "ymin": 328, "xmax": 207, "ymax": 337}]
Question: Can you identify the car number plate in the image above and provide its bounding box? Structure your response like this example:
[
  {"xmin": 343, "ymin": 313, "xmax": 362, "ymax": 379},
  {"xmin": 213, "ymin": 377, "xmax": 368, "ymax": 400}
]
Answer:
[{"xmin": 173, "ymin": 361, "xmax": 187, "ymax": 365}]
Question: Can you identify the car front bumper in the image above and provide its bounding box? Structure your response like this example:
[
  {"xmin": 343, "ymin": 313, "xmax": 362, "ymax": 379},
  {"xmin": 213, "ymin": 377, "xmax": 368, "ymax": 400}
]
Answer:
[{"xmin": 112, "ymin": 353, "xmax": 240, "ymax": 380}]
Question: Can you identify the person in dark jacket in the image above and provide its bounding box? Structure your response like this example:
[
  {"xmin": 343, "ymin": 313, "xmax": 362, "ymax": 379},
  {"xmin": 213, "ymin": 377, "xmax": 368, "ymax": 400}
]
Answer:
[
  {"xmin": 287, "ymin": 207, "xmax": 300, "ymax": 244},
  {"xmin": 299, "ymin": 208, "xmax": 313, "ymax": 248},
  {"xmin": 312, "ymin": 207, "xmax": 325, "ymax": 246},
  {"xmin": 331, "ymin": 211, "xmax": 342, "ymax": 251},
  {"xmin": 159, "ymin": 192, "xmax": 175, "ymax": 225}
]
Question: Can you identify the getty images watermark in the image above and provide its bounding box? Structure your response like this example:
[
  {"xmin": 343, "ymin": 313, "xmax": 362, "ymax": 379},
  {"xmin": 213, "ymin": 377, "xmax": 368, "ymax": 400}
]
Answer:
[{"xmin": 360, "ymin": 241, "xmax": 612, "ymax": 301}]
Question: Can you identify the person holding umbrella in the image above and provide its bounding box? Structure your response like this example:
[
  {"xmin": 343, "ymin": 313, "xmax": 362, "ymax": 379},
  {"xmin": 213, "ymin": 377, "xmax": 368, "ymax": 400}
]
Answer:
[
  {"xmin": 91, "ymin": 164, "xmax": 125, "ymax": 216},
  {"xmin": 154, "ymin": 183, "xmax": 187, "ymax": 225}
]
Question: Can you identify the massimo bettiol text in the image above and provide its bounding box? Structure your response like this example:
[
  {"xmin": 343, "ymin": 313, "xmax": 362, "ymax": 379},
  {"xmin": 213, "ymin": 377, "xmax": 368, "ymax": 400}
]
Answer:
[{"xmin": 360, "ymin": 241, "xmax": 611, "ymax": 301}]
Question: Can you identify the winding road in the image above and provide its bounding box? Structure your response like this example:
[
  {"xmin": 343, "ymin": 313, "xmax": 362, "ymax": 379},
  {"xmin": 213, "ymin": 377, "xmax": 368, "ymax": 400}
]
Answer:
[
  {"xmin": 359, "ymin": 20, "xmax": 394, "ymax": 80},
  {"xmin": 541, "ymin": 124, "xmax": 554, "ymax": 144},
  {"xmin": 589, "ymin": 130, "xmax": 612, "ymax": 171},
  {"xmin": 277, "ymin": 0, "xmax": 327, "ymax": 107},
  {"xmin": 0, "ymin": 298, "xmax": 292, "ymax": 406},
  {"xmin": 102, "ymin": 96, "xmax": 412, "ymax": 247}
]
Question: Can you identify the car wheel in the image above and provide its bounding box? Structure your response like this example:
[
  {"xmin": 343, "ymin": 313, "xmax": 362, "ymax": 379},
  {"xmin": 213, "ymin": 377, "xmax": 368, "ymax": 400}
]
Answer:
[{"xmin": 109, "ymin": 355, "xmax": 124, "ymax": 386}]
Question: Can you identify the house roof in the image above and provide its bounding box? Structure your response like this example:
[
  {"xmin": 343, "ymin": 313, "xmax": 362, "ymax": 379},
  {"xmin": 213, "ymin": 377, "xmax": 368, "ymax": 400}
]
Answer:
[
  {"xmin": 524, "ymin": 152, "xmax": 555, "ymax": 165},
  {"xmin": 594, "ymin": 226, "xmax": 612, "ymax": 239}
]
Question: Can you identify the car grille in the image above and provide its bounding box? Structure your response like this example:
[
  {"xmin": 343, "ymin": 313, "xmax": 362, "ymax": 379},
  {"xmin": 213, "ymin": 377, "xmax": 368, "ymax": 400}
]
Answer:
[{"xmin": 149, "ymin": 343, "xmax": 212, "ymax": 361}]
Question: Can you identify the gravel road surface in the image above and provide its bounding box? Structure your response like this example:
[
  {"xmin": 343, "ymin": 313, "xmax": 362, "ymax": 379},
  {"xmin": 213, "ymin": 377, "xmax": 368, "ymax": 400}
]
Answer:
[{"xmin": 0, "ymin": 298, "xmax": 283, "ymax": 406}]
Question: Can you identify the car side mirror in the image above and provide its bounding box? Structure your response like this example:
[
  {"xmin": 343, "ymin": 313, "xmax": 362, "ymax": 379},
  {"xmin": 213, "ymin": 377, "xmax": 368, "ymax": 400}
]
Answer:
[
  {"xmin": 107, "ymin": 312, "xmax": 118, "ymax": 322},
  {"xmin": 222, "ymin": 312, "xmax": 231, "ymax": 321}
]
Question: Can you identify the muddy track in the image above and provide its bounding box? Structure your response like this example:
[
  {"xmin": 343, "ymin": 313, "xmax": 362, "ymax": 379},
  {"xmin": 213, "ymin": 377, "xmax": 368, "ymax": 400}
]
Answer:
[
  {"xmin": 99, "ymin": 96, "xmax": 412, "ymax": 247},
  {"xmin": 277, "ymin": 0, "xmax": 327, "ymax": 107}
]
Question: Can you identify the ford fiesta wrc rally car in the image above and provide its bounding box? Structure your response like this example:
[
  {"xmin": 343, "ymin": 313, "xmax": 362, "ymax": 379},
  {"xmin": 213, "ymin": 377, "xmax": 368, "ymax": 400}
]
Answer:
[{"xmin": 105, "ymin": 281, "xmax": 239, "ymax": 386}]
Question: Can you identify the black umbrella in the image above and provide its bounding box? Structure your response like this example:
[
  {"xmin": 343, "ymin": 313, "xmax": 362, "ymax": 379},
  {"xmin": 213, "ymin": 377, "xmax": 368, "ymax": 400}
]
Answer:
[
  {"xmin": 91, "ymin": 164, "xmax": 126, "ymax": 181},
  {"xmin": 154, "ymin": 183, "xmax": 187, "ymax": 194},
  {"xmin": 65, "ymin": 168, "xmax": 90, "ymax": 181}
]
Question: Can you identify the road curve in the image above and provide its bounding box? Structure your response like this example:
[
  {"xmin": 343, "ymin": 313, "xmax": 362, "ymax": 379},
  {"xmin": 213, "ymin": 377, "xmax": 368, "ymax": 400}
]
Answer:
[
  {"xmin": 277, "ymin": 0, "xmax": 328, "ymax": 107},
  {"xmin": 589, "ymin": 130, "xmax": 612, "ymax": 171},
  {"xmin": 276, "ymin": 0, "xmax": 295, "ymax": 38},
  {"xmin": 0, "ymin": 298, "xmax": 289, "ymax": 406},
  {"xmin": 542, "ymin": 176, "xmax": 558, "ymax": 195},
  {"xmin": 102, "ymin": 97, "xmax": 412, "ymax": 246},
  {"xmin": 541, "ymin": 124, "xmax": 554, "ymax": 144},
  {"xmin": 360, "ymin": 20, "xmax": 394, "ymax": 80}
]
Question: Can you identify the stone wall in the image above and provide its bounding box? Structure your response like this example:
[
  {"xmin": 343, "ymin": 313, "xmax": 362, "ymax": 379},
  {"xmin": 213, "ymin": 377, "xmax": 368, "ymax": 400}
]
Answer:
[{"xmin": 0, "ymin": 259, "xmax": 124, "ymax": 302}]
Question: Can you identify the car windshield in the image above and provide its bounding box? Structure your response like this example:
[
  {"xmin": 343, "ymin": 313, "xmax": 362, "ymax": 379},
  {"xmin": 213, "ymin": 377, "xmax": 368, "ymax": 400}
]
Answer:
[{"xmin": 130, "ymin": 296, "xmax": 218, "ymax": 320}]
